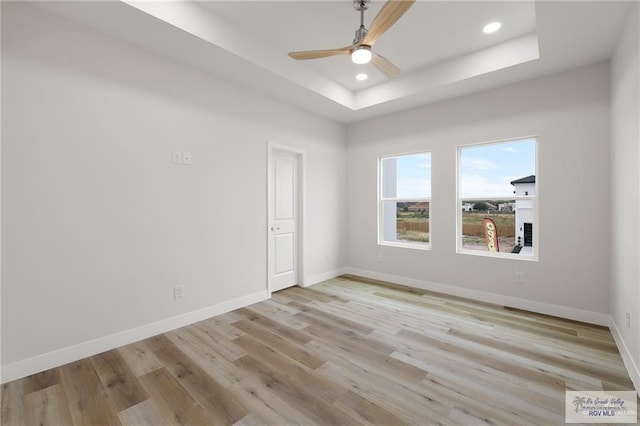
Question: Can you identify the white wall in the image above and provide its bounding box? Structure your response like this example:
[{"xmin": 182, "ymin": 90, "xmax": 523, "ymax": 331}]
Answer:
[
  {"xmin": 347, "ymin": 62, "xmax": 611, "ymax": 320},
  {"xmin": 1, "ymin": 3, "xmax": 347, "ymax": 376},
  {"xmin": 610, "ymin": 3, "xmax": 640, "ymax": 390}
]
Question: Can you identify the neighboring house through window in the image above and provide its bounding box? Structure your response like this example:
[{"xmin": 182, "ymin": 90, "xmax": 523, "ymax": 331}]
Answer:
[{"xmin": 510, "ymin": 175, "xmax": 536, "ymax": 250}]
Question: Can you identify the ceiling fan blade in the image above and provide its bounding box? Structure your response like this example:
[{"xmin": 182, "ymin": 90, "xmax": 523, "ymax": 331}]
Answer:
[
  {"xmin": 372, "ymin": 52, "xmax": 401, "ymax": 78},
  {"xmin": 288, "ymin": 45, "xmax": 355, "ymax": 60},
  {"xmin": 363, "ymin": 0, "xmax": 415, "ymax": 46}
]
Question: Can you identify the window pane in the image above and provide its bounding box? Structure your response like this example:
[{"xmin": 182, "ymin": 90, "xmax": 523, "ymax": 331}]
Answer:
[
  {"xmin": 382, "ymin": 201, "xmax": 429, "ymax": 245},
  {"xmin": 382, "ymin": 153, "xmax": 431, "ymax": 199},
  {"xmin": 461, "ymin": 199, "xmax": 533, "ymax": 255},
  {"xmin": 460, "ymin": 139, "xmax": 535, "ymax": 199}
]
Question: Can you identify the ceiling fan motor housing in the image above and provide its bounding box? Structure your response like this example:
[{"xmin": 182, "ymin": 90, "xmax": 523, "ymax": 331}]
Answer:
[
  {"xmin": 353, "ymin": 26, "xmax": 368, "ymax": 44},
  {"xmin": 353, "ymin": 0, "xmax": 370, "ymax": 43}
]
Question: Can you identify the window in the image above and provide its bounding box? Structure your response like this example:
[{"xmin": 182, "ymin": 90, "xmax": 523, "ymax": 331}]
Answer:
[
  {"xmin": 458, "ymin": 138, "xmax": 537, "ymax": 258},
  {"xmin": 379, "ymin": 152, "xmax": 431, "ymax": 248}
]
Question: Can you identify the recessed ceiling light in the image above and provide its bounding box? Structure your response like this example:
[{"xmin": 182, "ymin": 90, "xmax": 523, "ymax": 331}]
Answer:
[
  {"xmin": 483, "ymin": 22, "xmax": 502, "ymax": 34},
  {"xmin": 356, "ymin": 73, "xmax": 368, "ymax": 81}
]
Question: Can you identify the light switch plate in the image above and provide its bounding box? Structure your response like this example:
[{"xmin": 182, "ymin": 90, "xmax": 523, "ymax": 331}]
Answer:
[{"xmin": 172, "ymin": 151, "xmax": 182, "ymax": 165}]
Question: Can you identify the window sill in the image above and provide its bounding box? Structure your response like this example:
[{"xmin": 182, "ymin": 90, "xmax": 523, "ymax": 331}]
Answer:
[
  {"xmin": 456, "ymin": 248, "xmax": 538, "ymax": 261},
  {"xmin": 378, "ymin": 241, "xmax": 431, "ymax": 251}
]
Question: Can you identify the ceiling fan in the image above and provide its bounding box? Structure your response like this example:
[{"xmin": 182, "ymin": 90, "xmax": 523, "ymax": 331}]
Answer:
[{"xmin": 288, "ymin": 0, "xmax": 415, "ymax": 79}]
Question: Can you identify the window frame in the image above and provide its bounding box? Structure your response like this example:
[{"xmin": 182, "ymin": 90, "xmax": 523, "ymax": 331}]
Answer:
[
  {"xmin": 377, "ymin": 151, "xmax": 432, "ymax": 251},
  {"xmin": 456, "ymin": 137, "xmax": 539, "ymax": 261}
]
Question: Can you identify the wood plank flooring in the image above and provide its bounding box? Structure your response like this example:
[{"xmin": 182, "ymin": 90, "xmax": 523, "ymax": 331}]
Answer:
[{"xmin": 2, "ymin": 275, "xmax": 638, "ymax": 425}]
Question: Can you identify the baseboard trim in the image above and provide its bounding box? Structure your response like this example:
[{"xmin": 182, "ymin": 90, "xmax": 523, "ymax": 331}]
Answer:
[
  {"xmin": 609, "ymin": 318, "xmax": 640, "ymax": 396},
  {"xmin": 343, "ymin": 267, "xmax": 611, "ymax": 326},
  {"xmin": 302, "ymin": 267, "xmax": 348, "ymax": 287},
  {"xmin": 1, "ymin": 290, "xmax": 269, "ymax": 384}
]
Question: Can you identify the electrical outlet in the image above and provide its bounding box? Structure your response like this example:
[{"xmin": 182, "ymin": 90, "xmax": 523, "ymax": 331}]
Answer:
[
  {"xmin": 173, "ymin": 285, "xmax": 184, "ymax": 299},
  {"xmin": 515, "ymin": 272, "xmax": 525, "ymax": 285},
  {"xmin": 182, "ymin": 152, "xmax": 192, "ymax": 165},
  {"xmin": 625, "ymin": 311, "xmax": 631, "ymax": 328}
]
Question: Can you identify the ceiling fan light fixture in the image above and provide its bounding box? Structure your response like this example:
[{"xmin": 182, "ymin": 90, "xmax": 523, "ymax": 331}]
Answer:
[
  {"xmin": 356, "ymin": 73, "xmax": 368, "ymax": 81},
  {"xmin": 351, "ymin": 46, "xmax": 372, "ymax": 64}
]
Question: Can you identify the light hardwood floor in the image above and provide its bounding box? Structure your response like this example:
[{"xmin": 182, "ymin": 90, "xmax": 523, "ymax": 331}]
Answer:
[{"xmin": 2, "ymin": 275, "xmax": 638, "ymax": 425}]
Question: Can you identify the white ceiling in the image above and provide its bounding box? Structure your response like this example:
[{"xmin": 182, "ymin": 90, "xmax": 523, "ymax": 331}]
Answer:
[
  {"xmin": 196, "ymin": 1, "xmax": 537, "ymax": 90},
  {"xmin": 34, "ymin": 1, "xmax": 632, "ymax": 123}
]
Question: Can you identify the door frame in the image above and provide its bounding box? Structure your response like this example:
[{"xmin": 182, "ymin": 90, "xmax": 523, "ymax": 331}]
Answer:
[{"xmin": 267, "ymin": 142, "xmax": 305, "ymax": 295}]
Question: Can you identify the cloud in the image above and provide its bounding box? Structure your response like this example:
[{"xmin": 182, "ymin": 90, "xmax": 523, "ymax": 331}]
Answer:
[
  {"xmin": 502, "ymin": 146, "xmax": 518, "ymax": 153},
  {"xmin": 461, "ymin": 157, "xmax": 497, "ymax": 172}
]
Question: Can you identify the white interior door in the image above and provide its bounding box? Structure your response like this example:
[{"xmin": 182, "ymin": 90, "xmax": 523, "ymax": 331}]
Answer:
[{"xmin": 268, "ymin": 150, "xmax": 299, "ymax": 292}]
